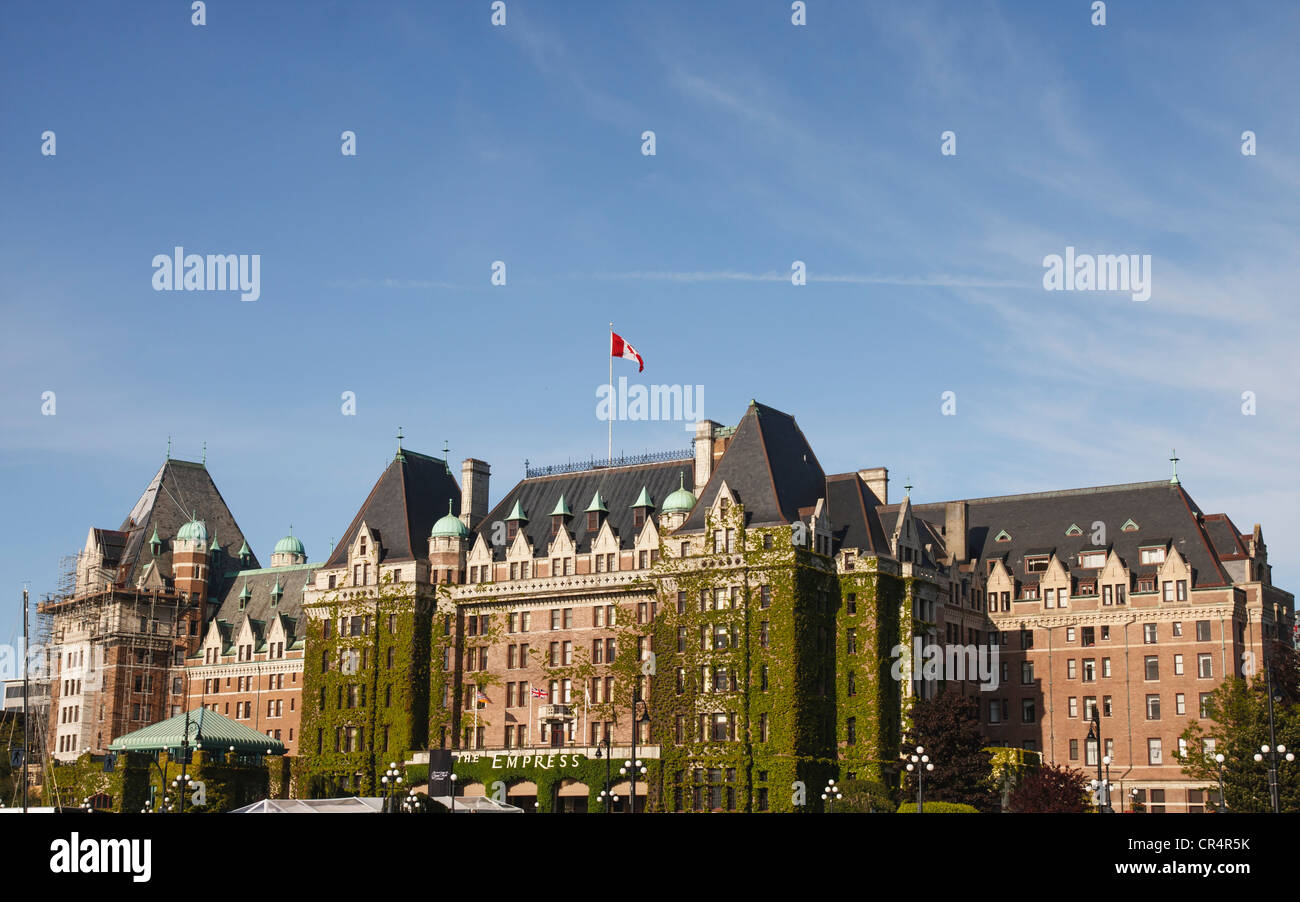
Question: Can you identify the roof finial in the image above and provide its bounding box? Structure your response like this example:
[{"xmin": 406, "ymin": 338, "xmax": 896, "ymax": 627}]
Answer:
[
  {"xmin": 396, "ymin": 426, "xmax": 405, "ymax": 462},
  {"xmin": 166, "ymin": 436, "xmax": 171, "ymax": 460},
  {"xmin": 1169, "ymin": 449, "xmax": 1180, "ymax": 485},
  {"xmin": 443, "ymin": 439, "xmax": 451, "ymax": 474},
  {"xmin": 904, "ymin": 477, "xmax": 912, "ymax": 497},
  {"xmin": 201, "ymin": 441, "xmax": 206, "ymax": 465}
]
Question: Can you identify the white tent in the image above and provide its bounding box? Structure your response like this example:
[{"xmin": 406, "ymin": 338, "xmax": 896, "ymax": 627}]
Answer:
[
  {"xmin": 431, "ymin": 795, "xmax": 524, "ymax": 813},
  {"xmin": 230, "ymin": 797, "xmax": 387, "ymax": 813}
]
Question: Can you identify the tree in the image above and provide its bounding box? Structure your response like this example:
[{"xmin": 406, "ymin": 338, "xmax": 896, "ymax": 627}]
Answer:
[
  {"xmin": 1008, "ymin": 762, "xmax": 1090, "ymax": 813},
  {"xmin": 903, "ymin": 688, "xmax": 999, "ymax": 812},
  {"xmin": 833, "ymin": 779, "xmax": 896, "ymax": 813},
  {"xmin": 1177, "ymin": 664, "xmax": 1300, "ymax": 813}
]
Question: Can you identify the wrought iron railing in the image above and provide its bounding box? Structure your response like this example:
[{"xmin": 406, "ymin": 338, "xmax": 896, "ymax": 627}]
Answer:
[{"xmin": 525, "ymin": 447, "xmax": 692, "ymax": 479}]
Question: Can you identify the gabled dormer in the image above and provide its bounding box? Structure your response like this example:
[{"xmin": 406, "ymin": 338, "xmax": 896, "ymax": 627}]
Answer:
[
  {"xmin": 506, "ymin": 523, "xmax": 536, "ymax": 580},
  {"xmin": 466, "ymin": 533, "xmax": 495, "ymax": 584},
  {"xmin": 584, "ymin": 490, "xmax": 609, "ymax": 534},
  {"xmin": 1040, "ymin": 556, "xmax": 1071, "ymax": 609},
  {"xmin": 891, "ymin": 495, "xmax": 922, "ymax": 564},
  {"xmin": 549, "ymin": 495, "xmax": 573, "ymax": 539},
  {"xmin": 1098, "ymin": 549, "xmax": 1130, "ymax": 605},
  {"xmin": 590, "ymin": 517, "xmax": 621, "ymax": 573},
  {"xmin": 349, "ymin": 522, "xmax": 378, "ymax": 587},
  {"xmin": 630, "ymin": 485, "xmax": 655, "ymax": 532},
  {"xmin": 1156, "ymin": 546, "xmax": 1192, "ymax": 601}
]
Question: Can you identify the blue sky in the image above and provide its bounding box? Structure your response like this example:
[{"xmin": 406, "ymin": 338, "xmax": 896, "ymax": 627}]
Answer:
[{"xmin": 2, "ymin": 1, "xmax": 1297, "ymax": 640}]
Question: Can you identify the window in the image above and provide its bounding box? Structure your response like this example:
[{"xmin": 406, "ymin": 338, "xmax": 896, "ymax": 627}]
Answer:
[
  {"xmin": 760, "ymin": 585, "xmax": 771, "ymax": 609},
  {"xmin": 1021, "ymin": 699, "xmax": 1036, "ymax": 723},
  {"xmin": 1067, "ymin": 659, "xmax": 1077, "ymax": 680},
  {"xmin": 1102, "ymin": 584, "xmax": 1113, "ymax": 605},
  {"xmin": 1177, "ymin": 580, "xmax": 1187, "ymax": 601},
  {"xmin": 1021, "ymin": 661, "xmax": 1034, "ymax": 685},
  {"xmin": 1175, "ymin": 693, "xmax": 1186, "ymax": 715},
  {"xmin": 1163, "ymin": 581, "xmax": 1174, "ymax": 602},
  {"xmin": 1196, "ymin": 620, "xmax": 1211, "ymax": 642},
  {"xmin": 846, "ymin": 628, "xmax": 857, "ymax": 655},
  {"xmin": 1146, "ymin": 694, "xmax": 1161, "ymax": 720},
  {"xmin": 1068, "ymin": 697, "xmax": 1078, "ymax": 718},
  {"xmin": 1199, "ymin": 693, "xmax": 1213, "ymax": 718},
  {"xmin": 1066, "ymin": 627, "xmax": 1076, "ymax": 642},
  {"xmin": 1081, "ymin": 627, "xmax": 1095, "ymax": 647},
  {"xmin": 1140, "ymin": 547, "xmax": 1166, "ymax": 565},
  {"xmin": 1143, "ymin": 623, "xmax": 1157, "ymax": 644},
  {"xmin": 1174, "ymin": 653, "xmax": 1184, "ymax": 675},
  {"xmin": 846, "ymin": 717, "xmax": 857, "ymax": 745},
  {"xmin": 1198, "ymin": 654, "xmax": 1213, "ymax": 679},
  {"xmin": 1082, "ymin": 659, "xmax": 1096, "ymax": 682},
  {"xmin": 1102, "ymin": 657, "xmax": 1112, "ymax": 678},
  {"xmin": 989, "ymin": 700, "xmax": 1002, "ymax": 723},
  {"xmin": 760, "ymin": 665, "xmax": 768, "ymax": 691},
  {"xmin": 1147, "ymin": 738, "xmax": 1163, "ymax": 765},
  {"xmin": 760, "ymin": 621, "xmax": 769, "ymax": 648},
  {"xmin": 1144, "ymin": 656, "xmax": 1159, "ymax": 681}
]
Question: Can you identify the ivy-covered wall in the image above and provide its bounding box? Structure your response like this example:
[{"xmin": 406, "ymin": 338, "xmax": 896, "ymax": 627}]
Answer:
[
  {"xmin": 300, "ymin": 578, "xmax": 433, "ymax": 795},
  {"xmin": 47, "ymin": 750, "xmax": 269, "ymax": 812}
]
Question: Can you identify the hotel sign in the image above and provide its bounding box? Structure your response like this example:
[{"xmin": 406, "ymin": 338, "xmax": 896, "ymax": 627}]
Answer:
[{"xmin": 455, "ymin": 752, "xmax": 588, "ymax": 770}]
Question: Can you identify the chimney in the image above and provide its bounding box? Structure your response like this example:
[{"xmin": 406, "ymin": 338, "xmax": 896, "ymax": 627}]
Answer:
[
  {"xmin": 858, "ymin": 468, "xmax": 888, "ymax": 505},
  {"xmin": 694, "ymin": 420, "xmax": 719, "ymax": 497},
  {"xmin": 944, "ymin": 501, "xmax": 968, "ymax": 564},
  {"xmin": 460, "ymin": 459, "xmax": 491, "ymax": 529}
]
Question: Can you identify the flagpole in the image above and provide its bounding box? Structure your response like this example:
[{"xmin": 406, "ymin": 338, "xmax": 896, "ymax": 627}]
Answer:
[{"xmin": 608, "ymin": 322, "xmax": 614, "ymax": 466}]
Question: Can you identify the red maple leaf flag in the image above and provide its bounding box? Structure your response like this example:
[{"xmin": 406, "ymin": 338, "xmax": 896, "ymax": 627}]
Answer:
[{"xmin": 610, "ymin": 331, "xmax": 644, "ymax": 372}]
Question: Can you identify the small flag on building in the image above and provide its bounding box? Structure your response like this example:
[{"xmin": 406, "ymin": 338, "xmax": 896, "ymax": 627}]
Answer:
[
  {"xmin": 530, "ymin": 686, "xmax": 547, "ymax": 699},
  {"xmin": 611, "ymin": 331, "xmax": 644, "ymax": 372},
  {"xmin": 476, "ymin": 688, "xmax": 490, "ymax": 707}
]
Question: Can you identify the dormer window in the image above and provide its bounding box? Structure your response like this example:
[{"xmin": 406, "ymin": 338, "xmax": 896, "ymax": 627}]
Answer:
[
  {"xmin": 633, "ymin": 507, "xmax": 645, "ymax": 530},
  {"xmin": 508, "ymin": 521, "xmax": 518, "ymax": 542},
  {"xmin": 1139, "ymin": 546, "xmax": 1166, "ymax": 565},
  {"xmin": 359, "ymin": 537, "xmax": 366, "ymax": 556},
  {"xmin": 1025, "ymin": 555, "xmax": 1050, "ymax": 573},
  {"xmin": 1079, "ymin": 551, "xmax": 1105, "ymax": 569},
  {"xmin": 587, "ymin": 511, "xmax": 600, "ymax": 532}
]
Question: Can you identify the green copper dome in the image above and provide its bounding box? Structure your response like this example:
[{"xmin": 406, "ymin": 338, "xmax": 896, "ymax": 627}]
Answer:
[
  {"xmin": 176, "ymin": 518, "xmax": 208, "ymax": 544},
  {"xmin": 431, "ymin": 500, "xmax": 470, "ymax": 538},
  {"xmin": 273, "ymin": 530, "xmax": 305, "ymax": 557},
  {"xmin": 661, "ymin": 472, "xmax": 696, "ymax": 514}
]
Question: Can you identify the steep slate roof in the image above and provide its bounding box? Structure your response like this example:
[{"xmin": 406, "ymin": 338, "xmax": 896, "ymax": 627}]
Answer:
[
  {"xmin": 208, "ymin": 562, "xmax": 319, "ymax": 651},
  {"xmin": 112, "ymin": 459, "xmax": 257, "ymax": 587},
  {"xmin": 682, "ymin": 402, "xmax": 826, "ymax": 531},
  {"xmin": 93, "ymin": 529, "xmax": 130, "ymax": 569},
  {"xmin": 825, "ymin": 473, "xmax": 890, "ymax": 556},
  {"xmin": 109, "ymin": 708, "xmax": 285, "ymax": 755},
  {"xmin": 475, "ymin": 460, "xmax": 695, "ymax": 560},
  {"xmin": 1202, "ymin": 513, "xmax": 1249, "ymax": 559},
  {"xmin": 905, "ymin": 480, "xmax": 1232, "ymax": 588},
  {"xmin": 324, "ymin": 450, "xmax": 461, "ymax": 568}
]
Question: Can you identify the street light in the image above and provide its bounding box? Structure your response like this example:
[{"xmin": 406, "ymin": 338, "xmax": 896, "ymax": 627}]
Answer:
[
  {"xmin": 1253, "ymin": 742, "xmax": 1294, "ymax": 814},
  {"xmin": 595, "ymin": 734, "xmax": 614, "ymax": 813},
  {"xmin": 620, "ymin": 758, "xmax": 647, "ymax": 813},
  {"xmin": 172, "ymin": 772, "xmax": 196, "ymax": 814},
  {"xmin": 449, "ymin": 772, "xmax": 458, "ymax": 814},
  {"xmin": 380, "ymin": 762, "xmax": 404, "ymax": 814},
  {"xmin": 1087, "ymin": 753, "xmax": 1115, "ymax": 814},
  {"xmin": 821, "ymin": 778, "xmax": 843, "ymax": 813},
  {"xmin": 905, "ymin": 745, "xmax": 934, "ymax": 813}
]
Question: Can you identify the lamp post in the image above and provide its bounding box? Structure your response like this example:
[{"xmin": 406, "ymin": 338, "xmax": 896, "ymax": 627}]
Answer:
[
  {"xmin": 905, "ymin": 746, "xmax": 933, "ymax": 813},
  {"xmin": 1257, "ymin": 665, "xmax": 1294, "ymax": 813},
  {"xmin": 1085, "ymin": 710, "xmax": 1109, "ymax": 812},
  {"xmin": 625, "ymin": 690, "xmax": 651, "ymax": 813},
  {"xmin": 1213, "ymin": 753, "xmax": 1228, "ymax": 813},
  {"xmin": 595, "ymin": 734, "xmax": 615, "ymax": 812},
  {"xmin": 449, "ymin": 772, "xmax": 458, "ymax": 814},
  {"xmin": 1253, "ymin": 742, "xmax": 1294, "ymax": 814},
  {"xmin": 821, "ymin": 778, "xmax": 843, "ymax": 813},
  {"xmin": 381, "ymin": 762, "xmax": 403, "ymax": 813},
  {"xmin": 620, "ymin": 758, "xmax": 646, "ymax": 815},
  {"xmin": 171, "ymin": 772, "xmax": 196, "ymax": 814}
]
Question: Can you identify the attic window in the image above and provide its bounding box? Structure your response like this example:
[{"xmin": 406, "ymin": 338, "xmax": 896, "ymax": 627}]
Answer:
[
  {"xmin": 994, "ymin": 529, "xmax": 1012, "ymax": 543},
  {"xmin": 634, "ymin": 508, "xmax": 646, "ymax": 530},
  {"xmin": 507, "ymin": 521, "xmax": 518, "ymax": 542},
  {"xmin": 720, "ymin": 496, "xmax": 730, "ymax": 513},
  {"xmin": 1065, "ymin": 524, "xmax": 1083, "ymax": 537},
  {"xmin": 587, "ymin": 511, "xmax": 600, "ymax": 533},
  {"xmin": 359, "ymin": 538, "xmax": 367, "ymax": 555},
  {"xmin": 1024, "ymin": 555, "xmax": 1050, "ymax": 573},
  {"xmin": 1121, "ymin": 519, "xmax": 1140, "ymax": 533},
  {"xmin": 1079, "ymin": 551, "xmax": 1106, "ymax": 569},
  {"xmin": 1139, "ymin": 546, "xmax": 1166, "ymax": 565}
]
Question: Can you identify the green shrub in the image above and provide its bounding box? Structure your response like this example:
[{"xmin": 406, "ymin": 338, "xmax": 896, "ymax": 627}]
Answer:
[{"xmin": 897, "ymin": 800, "xmax": 980, "ymax": 813}]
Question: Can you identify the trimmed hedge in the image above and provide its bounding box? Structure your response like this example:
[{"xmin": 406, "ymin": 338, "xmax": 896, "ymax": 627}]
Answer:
[{"xmin": 897, "ymin": 800, "xmax": 980, "ymax": 813}]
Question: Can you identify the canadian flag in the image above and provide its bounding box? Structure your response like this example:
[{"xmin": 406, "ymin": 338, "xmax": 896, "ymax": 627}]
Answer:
[{"xmin": 610, "ymin": 331, "xmax": 644, "ymax": 372}]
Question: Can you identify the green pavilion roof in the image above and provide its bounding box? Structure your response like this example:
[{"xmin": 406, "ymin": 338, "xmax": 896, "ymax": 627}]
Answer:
[{"xmin": 108, "ymin": 708, "xmax": 285, "ymax": 755}]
